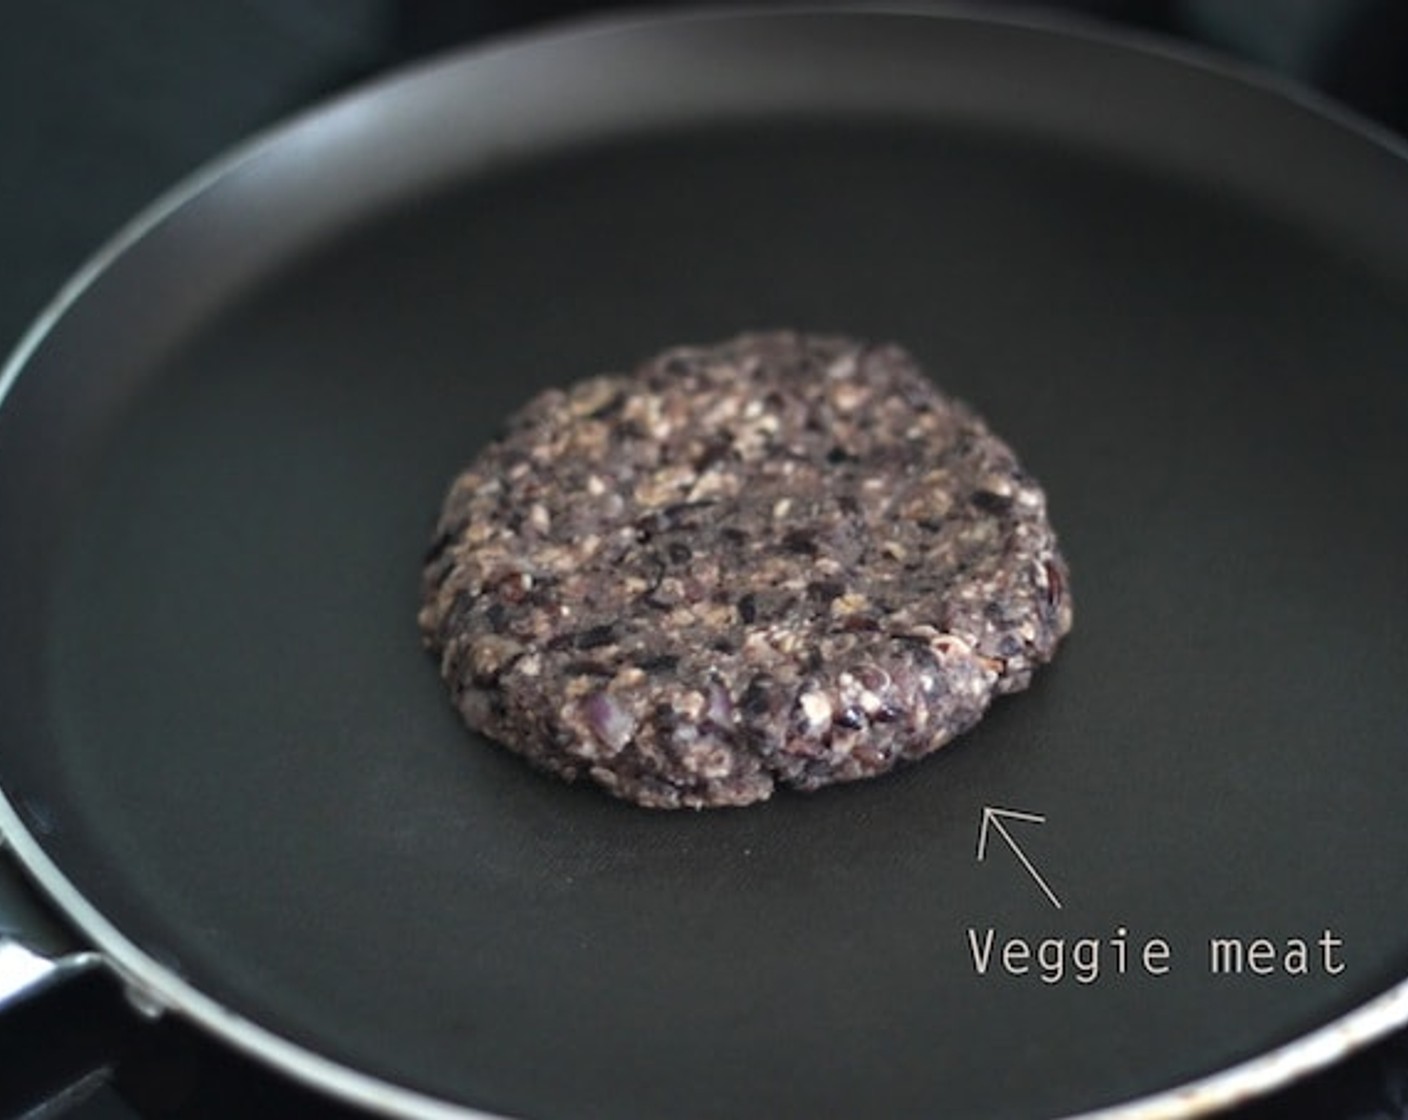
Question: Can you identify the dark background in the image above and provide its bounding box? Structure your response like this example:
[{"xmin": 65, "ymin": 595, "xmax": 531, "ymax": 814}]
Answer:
[{"xmin": 2, "ymin": 2, "xmax": 1408, "ymax": 1119}]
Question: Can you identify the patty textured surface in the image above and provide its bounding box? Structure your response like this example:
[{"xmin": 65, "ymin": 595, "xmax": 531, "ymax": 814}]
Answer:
[{"xmin": 420, "ymin": 332, "xmax": 1072, "ymax": 808}]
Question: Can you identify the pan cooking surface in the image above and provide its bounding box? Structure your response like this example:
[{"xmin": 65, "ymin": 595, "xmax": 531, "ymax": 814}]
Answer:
[{"xmin": 2, "ymin": 11, "xmax": 1408, "ymax": 1119}]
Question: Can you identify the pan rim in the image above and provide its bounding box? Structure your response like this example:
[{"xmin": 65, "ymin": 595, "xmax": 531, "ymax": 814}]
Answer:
[{"xmin": 3, "ymin": 5, "xmax": 1408, "ymax": 1118}]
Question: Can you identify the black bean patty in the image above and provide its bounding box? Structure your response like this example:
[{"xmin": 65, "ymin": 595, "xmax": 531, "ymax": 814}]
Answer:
[{"xmin": 420, "ymin": 332, "xmax": 1072, "ymax": 808}]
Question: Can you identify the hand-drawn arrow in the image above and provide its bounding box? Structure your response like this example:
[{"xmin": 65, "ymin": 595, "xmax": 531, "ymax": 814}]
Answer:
[{"xmin": 976, "ymin": 806, "xmax": 1062, "ymax": 910}]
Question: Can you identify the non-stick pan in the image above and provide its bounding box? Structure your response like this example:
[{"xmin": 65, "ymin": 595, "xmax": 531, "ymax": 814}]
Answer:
[{"xmin": 3, "ymin": 7, "xmax": 1408, "ymax": 1119}]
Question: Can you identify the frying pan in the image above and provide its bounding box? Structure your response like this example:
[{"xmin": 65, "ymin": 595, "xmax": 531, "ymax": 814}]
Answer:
[{"xmin": 3, "ymin": 6, "xmax": 1408, "ymax": 1119}]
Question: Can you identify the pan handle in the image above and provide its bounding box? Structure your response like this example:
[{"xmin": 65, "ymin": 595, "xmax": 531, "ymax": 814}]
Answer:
[
  {"xmin": 0, "ymin": 851, "xmax": 152, "ymax": 1117},
  {"xmin": 0, "ymin": 848, "xmax": 103, "ymax": 1011},
  {"xmin": 0, "ymin": 938, "xmax": 104, "ymax": 1009}
]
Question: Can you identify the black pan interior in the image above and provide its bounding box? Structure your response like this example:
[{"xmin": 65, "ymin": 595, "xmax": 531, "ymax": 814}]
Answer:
[{"xmin": 3, "ymin": 11, "xmax": 1408, "ymax": 1120}]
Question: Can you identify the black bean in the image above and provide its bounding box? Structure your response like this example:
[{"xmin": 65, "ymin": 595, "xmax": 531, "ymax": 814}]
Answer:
[
  {"xmin": 638, "ymin": 552, "xmax": 666, "ymax": 590},
  {"xmin": 741, "ymin": 676, "xmax": 773, "ymax": 716},
  {"xmin": 833, "ymin": 705, "xmax": 866, "ymax": 730},
  {"xmin": 662, "ymin": 500, "xmax": 717, "ymax": 527},
  {"xmin": 564, "ymin": 660, "xmax": 614, "ymax": 677},
  {"xmin": 807, "ymin": 580, "xmax": 845, "ymax": 603},
  {"xmin": 471, "ymin": 652, "xmax": 522, "ymax": 687},
  {"xmin": 872, "ymin": 701, "xmax": 905, "ymax": 724},
  {"xmin": 443, "ymin": 590, "xmax": 475, "ymax": 634},
  {"xmin": 651, "ymin": 702, "xmax": 680, "ymax": 731},
  {"xmin": 667, "ymin": 542, "xmax": 692, "ymax": 565},
  {"xmin": 737, "ymin": 594, "xmax": 758, "ymax": 624},
  {"xmin": 781, "ymin": 529, "xmax": 818, "ymax": 556},
  {"xmin": 971, "ymin": 490, "xmax": 1013, "ymax": 514},
  {"xmin": 575, "ymin": 624, "xmax": 618, "ymax": 650},
  {"xmin": 692, "ymin": 437, "xmax": 732, "ymax": 472},
  {"xmin": 494, "ymin": 572, "xmax": 530, "ymax": 604}
]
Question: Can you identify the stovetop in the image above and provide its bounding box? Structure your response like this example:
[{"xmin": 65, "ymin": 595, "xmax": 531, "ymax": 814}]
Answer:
[{"xmin": 5, "ymin": 2, "xmax": 1408, "ymax": 1118}]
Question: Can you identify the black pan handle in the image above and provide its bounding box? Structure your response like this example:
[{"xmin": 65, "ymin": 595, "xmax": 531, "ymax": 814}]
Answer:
[
  {"xmin": 0, "ymin": 850, "xmax": 103, "ymax": 1002},
  {"xmin": 0, "ymin": 852, "xmax": 152, "ymax": 1118}
]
